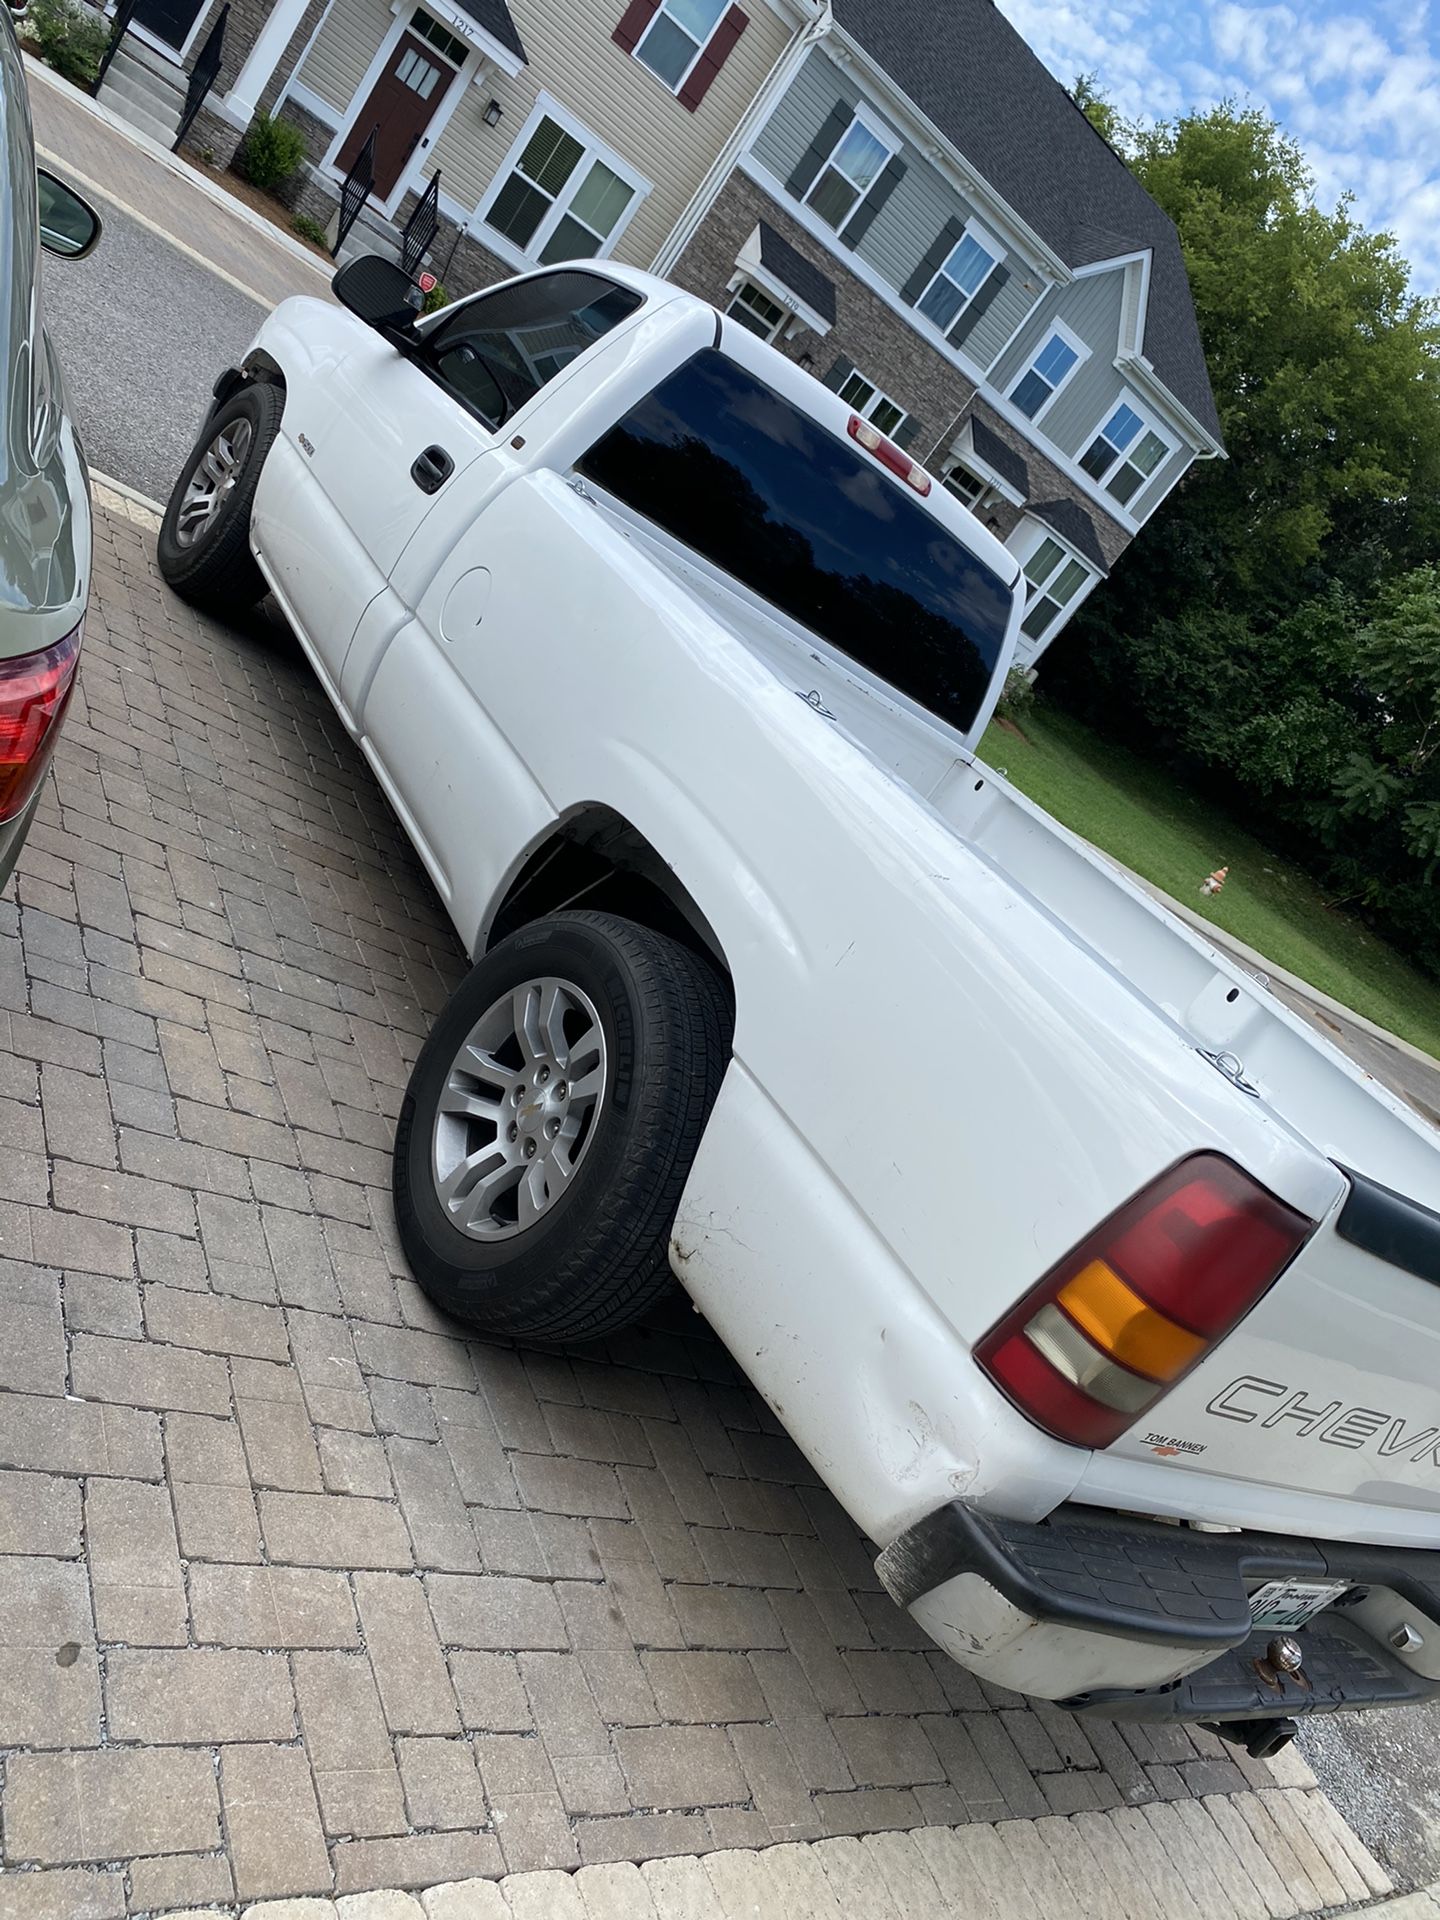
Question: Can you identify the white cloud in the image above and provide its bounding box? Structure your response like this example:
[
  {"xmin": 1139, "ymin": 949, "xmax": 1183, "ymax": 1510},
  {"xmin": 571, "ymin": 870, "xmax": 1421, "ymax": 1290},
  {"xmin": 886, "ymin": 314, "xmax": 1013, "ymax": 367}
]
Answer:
[{"xmin": 994, "ymin": 0, "xmax": 1440, "ymax": 292}]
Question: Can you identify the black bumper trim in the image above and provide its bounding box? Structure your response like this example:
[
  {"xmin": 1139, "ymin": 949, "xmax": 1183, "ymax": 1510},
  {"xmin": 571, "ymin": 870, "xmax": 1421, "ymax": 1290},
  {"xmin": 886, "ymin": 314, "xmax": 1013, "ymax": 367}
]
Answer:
[
  {"xmin": 1064, "ymin": 1614, "xmax": 1440, "ymax": 1723},
  {"xmin": 1335, "ymin": 1163, "xmax": 1440, "ymax": 1288},
  {"xmin": 876, "ymin": 1500, "xmax": 1440, "ymax": 1651}
]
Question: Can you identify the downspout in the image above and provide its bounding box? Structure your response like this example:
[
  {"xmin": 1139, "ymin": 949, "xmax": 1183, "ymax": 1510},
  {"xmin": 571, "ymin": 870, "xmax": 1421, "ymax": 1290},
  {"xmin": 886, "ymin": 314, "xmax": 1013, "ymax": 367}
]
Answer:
[{"xmin": 650, "ymin": 0, "xmax": 834, "ymax": 279}]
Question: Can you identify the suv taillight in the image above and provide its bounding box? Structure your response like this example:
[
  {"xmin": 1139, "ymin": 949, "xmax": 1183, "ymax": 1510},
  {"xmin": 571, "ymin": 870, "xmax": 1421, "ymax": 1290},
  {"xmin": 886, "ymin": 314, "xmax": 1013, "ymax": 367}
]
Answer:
[
  {"xmin": 975, "ymin": 1153, "xmax": 1313, "ymax": 1449},
  {"xmin": 0, "ymin": 626, "xmax": 81, "ymax": 824}
]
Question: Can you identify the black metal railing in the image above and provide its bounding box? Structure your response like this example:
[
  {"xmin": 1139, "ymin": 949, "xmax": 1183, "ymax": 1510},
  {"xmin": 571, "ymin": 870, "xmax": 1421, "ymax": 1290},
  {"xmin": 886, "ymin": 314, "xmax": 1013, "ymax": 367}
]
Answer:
[
  {"xmin": 334, "ymin": 125, "xmax": 377, "ymax": 256},
  {"xmin": 92, "ymin": 0, "xmax": 138, "ymax": 95},
  {"xmin": 172, "ymin": 3, "xmax": 227, "ymax": 151},
  {"xmin": 401, "ymin": 170, "xmax": 440, "ymax": 277}
]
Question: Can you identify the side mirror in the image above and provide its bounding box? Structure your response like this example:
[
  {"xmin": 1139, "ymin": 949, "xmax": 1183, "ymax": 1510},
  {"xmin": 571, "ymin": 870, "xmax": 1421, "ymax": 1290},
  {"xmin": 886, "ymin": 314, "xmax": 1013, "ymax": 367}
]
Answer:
[
  {"xmin": 37, "ymin": 169, "xmax": 101, "ymax": 260},
  {"xmin": 331, "ymin": 255, "xmax": 420, "ymax": 341}
]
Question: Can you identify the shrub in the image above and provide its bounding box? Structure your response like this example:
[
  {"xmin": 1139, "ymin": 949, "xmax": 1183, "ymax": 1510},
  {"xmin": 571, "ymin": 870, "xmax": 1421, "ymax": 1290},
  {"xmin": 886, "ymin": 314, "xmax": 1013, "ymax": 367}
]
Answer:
[
  {"xmin": 421, "ymin": 281, "xmax": 450, "ymax": 315},
  {"xmin": 291, "ymin": 212, "xmax": 330, "ymax": 247},
  {"xmin": 996, "ymin": 665, "xmax": 1036, "ymax": 720},
  {"xmin": 239, "ymin": 113, "xmax": 306, "ymax": 193},
  {"xmin": 26, "ymin": 0, "xmax": 110, "ymax": 88}
]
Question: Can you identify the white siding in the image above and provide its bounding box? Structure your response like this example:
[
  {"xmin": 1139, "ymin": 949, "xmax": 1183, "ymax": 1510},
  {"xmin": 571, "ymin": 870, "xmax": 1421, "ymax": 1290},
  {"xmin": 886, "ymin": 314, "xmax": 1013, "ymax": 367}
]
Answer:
[{"xmin": 296, "ymin": 0, "xmax": 391, "ymax": 116}]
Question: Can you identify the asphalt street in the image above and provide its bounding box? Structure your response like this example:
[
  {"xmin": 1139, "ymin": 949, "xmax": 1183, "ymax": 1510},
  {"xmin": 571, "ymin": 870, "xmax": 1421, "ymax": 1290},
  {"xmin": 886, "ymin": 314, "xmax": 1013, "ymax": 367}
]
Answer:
[{"xmin": 42, "ymin": 194, "xmax": 269, "ymax": 505}]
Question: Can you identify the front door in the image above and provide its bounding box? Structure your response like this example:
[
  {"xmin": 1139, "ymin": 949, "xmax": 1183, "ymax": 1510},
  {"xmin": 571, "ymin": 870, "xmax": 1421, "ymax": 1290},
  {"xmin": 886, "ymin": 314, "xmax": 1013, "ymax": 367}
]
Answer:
[
  {"xmin": 131, "ymin": 0, "xmax": 205, "ymax": 53},
  {"xmin": 336, "ymin": 30, "xmax": 458, "ymax": 202}
]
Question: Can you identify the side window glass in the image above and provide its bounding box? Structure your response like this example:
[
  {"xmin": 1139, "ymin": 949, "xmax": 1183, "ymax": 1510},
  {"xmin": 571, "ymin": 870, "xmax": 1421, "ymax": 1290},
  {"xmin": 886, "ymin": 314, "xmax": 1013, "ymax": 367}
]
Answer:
[{"xmin": 422, "ymin": 271, "xmax": 643, "ymax": 426}]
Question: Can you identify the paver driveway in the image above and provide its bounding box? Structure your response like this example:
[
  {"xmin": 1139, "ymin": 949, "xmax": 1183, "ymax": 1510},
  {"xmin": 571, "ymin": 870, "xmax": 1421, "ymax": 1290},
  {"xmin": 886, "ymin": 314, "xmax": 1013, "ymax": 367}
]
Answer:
[{"xmin": 0, "ymin": 500, "xmax": 1323, "ymax": 1914}]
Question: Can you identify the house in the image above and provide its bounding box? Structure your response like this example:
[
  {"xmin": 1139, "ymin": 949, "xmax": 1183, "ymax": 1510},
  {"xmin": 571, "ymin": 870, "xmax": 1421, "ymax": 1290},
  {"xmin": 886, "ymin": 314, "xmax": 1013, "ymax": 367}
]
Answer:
[
  {"xmin": 658, "ymin": 0, "xmax": 1225, "ymax": 663},
  {"xmin": 106, "ymin": 0, "xmax": 1221, "ymax": 664}
]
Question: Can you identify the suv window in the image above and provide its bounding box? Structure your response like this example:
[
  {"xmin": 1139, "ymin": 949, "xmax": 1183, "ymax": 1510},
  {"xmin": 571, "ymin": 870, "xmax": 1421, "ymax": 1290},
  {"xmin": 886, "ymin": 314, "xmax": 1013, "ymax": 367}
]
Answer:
[
  {"xmin": 577, "ymin": 350, "xmax": 1013, "ymax": 734},
  {"xmin": 421, "ymin": 271, "xmax": 642, "ymax": 427}
]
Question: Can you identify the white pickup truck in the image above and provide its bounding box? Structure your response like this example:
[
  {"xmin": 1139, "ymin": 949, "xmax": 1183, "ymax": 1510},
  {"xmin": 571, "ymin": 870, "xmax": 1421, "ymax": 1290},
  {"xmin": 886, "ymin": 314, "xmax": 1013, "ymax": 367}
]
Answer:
[{"xmin": 159, "ymin": 255, "xmax": 1440, "ymax": 1757}]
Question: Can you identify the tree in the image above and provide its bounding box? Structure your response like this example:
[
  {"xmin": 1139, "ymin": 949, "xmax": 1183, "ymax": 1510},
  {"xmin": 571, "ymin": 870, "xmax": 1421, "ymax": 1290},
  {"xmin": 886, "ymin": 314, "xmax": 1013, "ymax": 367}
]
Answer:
[
  {"xmin": 1046, "ymin": 101, "xmax": 1440, "ymax": 970},
  {"xmin": 1070, "ymin": 74, "xmax": 1130, "ymax": 153}
]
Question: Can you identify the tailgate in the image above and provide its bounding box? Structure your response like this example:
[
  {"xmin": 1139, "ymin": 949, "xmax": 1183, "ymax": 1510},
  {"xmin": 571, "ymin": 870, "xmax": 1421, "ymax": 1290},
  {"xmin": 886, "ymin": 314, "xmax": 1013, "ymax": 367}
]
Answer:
[{"xmin": 1103, "ymin": 1175, "xmax": 1440, "ymax": 1529}]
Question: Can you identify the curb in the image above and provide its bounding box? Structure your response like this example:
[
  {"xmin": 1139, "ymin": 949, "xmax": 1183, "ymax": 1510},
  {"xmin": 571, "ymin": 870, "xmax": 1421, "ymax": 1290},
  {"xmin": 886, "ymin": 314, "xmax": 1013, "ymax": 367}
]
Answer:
[
  {"xmin": 1360, "ymin": 1892, "xmax": 1440, "ymax": 1916},
  {"xmin": 23, "ymin": 51, "xmax": 333, "ymax": 281},
  {"xmin": 90, "ymin": 470, "xmax": 163, "ymax": 529},
  {"xmin": 1088, "ymin": 846, "xmax": 1440, "ymax": 1076},
  {"xmin": 1142, "ymin": 886, "xmax": 1440, "ymax": 1077},
  {"xmin": 140, "ymin": 1786, "xmax": 1394, "ymax": 1920}
]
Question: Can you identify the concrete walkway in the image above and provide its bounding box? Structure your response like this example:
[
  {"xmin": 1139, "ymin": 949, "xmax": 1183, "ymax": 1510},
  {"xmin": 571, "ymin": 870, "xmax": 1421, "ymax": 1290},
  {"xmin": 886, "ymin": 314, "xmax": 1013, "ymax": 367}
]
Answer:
[{"xmin": 25, "ymin": 55, "xmax": 330, "ymax": 310}]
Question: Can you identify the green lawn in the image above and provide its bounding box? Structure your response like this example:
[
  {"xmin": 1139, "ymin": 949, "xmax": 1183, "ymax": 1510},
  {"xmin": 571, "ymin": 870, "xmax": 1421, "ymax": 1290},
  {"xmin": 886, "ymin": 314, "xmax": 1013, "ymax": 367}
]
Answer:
[{"xmin": 978, "ymin": 705, "xmax": 1440, "ymax": 1061}]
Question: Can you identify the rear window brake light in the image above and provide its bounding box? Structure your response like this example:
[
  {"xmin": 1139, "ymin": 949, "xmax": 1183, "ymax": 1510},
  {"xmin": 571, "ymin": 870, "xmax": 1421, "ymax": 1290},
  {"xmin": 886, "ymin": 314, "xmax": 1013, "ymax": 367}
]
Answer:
[{"xmin": 847, "ymin": 414, "xmax": 931, "ymax": 495}]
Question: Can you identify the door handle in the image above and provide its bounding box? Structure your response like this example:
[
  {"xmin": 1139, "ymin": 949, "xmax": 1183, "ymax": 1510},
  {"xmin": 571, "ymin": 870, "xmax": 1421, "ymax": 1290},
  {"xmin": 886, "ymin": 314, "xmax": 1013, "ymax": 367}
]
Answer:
[{"xmin": 411, "ymin": 445, "xmax": 453, "ymax": 494}]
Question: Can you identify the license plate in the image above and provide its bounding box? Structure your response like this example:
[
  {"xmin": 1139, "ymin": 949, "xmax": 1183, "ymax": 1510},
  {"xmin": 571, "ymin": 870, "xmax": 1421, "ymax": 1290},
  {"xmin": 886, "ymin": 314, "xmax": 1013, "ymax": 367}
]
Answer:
[{"xmin": 1247, "ymin": 1578, "xmax": 1349, "ymax": 1632}]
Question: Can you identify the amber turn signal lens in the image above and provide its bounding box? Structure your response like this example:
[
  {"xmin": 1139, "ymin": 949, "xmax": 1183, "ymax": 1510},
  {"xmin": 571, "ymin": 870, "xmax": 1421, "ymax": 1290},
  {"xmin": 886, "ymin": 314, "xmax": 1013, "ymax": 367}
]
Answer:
[{"xmin": 1056, "ymin": 1261, "xmax": 1207, "ymax": 1383}]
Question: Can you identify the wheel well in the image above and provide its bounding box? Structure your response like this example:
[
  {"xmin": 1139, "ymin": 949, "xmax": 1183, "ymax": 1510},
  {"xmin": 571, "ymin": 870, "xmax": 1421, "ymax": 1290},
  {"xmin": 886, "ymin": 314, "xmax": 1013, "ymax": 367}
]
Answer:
[
  {"xmin": 242, "ymin": 352, "xmax": 286, "ymax": 390},
  {"xmin": 487, "ymin": 810, "xmax": 732, "ymax": 984}
]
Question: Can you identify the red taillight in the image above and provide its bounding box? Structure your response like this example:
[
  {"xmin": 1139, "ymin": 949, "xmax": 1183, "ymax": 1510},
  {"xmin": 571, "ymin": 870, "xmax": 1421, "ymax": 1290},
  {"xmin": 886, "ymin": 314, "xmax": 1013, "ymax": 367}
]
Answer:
[
  {"xmin": 0, "ymin": 626, "xmax": 81, "ymax": 824},
  {"xmin": 847, "ymin": 414, "xmax": 932, "ymax": 495},
  {"xmin": 975, "ymin": 1154, "xmax": 1313, "ymax": 1449}
]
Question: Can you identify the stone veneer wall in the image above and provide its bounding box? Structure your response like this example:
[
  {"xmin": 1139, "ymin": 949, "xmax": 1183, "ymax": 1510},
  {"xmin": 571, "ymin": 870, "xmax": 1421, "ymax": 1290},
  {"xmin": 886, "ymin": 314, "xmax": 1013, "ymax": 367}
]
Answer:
[{"xmin": 673, "ymin": 173, "xmax": 1133, "ymax": 570}]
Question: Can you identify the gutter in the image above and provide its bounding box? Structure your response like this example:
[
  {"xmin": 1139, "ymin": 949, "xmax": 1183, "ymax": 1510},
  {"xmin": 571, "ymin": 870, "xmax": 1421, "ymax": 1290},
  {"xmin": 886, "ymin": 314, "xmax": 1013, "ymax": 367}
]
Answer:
[{"xmin": 650, "ymin": 0, "xmax": 833, "ymax": 278}]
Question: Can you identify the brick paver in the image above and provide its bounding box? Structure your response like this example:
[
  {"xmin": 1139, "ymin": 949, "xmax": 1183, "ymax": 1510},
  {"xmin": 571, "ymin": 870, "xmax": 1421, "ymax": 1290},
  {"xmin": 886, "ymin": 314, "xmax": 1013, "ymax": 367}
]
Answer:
[{"xmin": 0, "ymin": 501, "xmax": 1377, "ymax": 1913}]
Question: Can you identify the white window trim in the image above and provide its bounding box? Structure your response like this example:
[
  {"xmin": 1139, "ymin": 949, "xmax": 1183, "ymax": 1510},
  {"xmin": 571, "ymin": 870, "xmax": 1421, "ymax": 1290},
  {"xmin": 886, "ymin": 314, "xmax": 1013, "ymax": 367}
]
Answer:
[
  {"xmin": 941, "ymin": 462, "xmax": 996, "ymax": 512},
  {"xmin": 915, "ymin": 217, "xmax": 1003, "ymax": 331},
  {"xmin": 725, "ymin": 278, "xmax": 788, "ymax": 341},
  {"xmin": 633, "ymin": 0, "xmax": 730, "ymax": 97},
  {"xmin": 838, "ymin": 367, "xmax": 909, "ymax": 437},
  {"xmin": 1007, "ymin": 319, "xmax": 1089, "ymax": 425},
  {"xmin": 472, "ymin": 93, "xmax": 651, "ymax": 273},
  {"xmin": 1078, "ymin": 389, "xmax": 1176, "ymax": 509},
  {"xmin": 1009, "ymin": 519, "xmax": 1099, "ymax": 655},
  {"xmin": 805, "ymin": 100, "xmax": 901, "ymax": 223},
  {"xmin": 315, "ymin": 3, "xmax": 483, "ymax": 223}
]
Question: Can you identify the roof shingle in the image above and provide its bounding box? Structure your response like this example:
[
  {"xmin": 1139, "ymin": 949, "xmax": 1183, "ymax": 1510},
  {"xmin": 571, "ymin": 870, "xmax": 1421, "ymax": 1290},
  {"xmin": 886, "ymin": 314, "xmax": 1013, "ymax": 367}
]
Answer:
[
  {"xmin": 757, "ymin": 222, "xmax": 838, "ymax": 325},
  {"xmin": 1029, "ymin": 497, "xmax": 1111, "ymax": 576},
  {"xmin": 829, "ymin": 0, "xmax": 1221, "ymax": 444}
]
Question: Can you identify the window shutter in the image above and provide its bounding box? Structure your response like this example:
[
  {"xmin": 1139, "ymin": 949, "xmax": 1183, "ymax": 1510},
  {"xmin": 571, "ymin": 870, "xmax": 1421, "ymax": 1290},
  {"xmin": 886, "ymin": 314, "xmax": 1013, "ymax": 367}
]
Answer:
[
  {"xmin": 892, "ymin": 416, "xmax": 921, "ymax": 451},
  {"xmin": 613, "ymin": 0, "xmax": 662, "ymax": 54},
  {"xmin": 678, "ymin": 4, "xmax": 747, "ymax": 110},
  {"xmin": 948, "ymin": 263, "xmax": 1010, "ymax": 348},
  {"xmin": 785, "ymin": 101, "xmax": 853, "ymax": 199},
  {"xmin": 900, "ymin": 217, "xmax": 964, "ymax": 306},
  {"xmin": 821, "ymin": 356, "xmax": 855, "ymax": 393},
  {"xmin": 839, "ymin": 154, "xmax": 905, "ymax": 248}
]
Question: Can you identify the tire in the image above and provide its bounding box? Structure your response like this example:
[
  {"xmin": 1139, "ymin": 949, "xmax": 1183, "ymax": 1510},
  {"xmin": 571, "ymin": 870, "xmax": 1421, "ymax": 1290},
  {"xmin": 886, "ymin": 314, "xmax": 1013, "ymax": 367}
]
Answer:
[
  {"xmin": 157, "ymin": 380, "xmax": 281, "ymax": 609},
  {"xmin": 394, "ymin": 910, "xmax": 732, "ymax": 1345}
]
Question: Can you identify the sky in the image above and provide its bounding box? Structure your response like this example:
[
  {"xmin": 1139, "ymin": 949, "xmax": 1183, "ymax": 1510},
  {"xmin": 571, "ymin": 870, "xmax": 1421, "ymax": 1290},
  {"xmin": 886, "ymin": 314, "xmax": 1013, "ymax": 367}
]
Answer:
[{"xmin": 996, "ymin": 0, "xmax": 1440, "ymax": 297}]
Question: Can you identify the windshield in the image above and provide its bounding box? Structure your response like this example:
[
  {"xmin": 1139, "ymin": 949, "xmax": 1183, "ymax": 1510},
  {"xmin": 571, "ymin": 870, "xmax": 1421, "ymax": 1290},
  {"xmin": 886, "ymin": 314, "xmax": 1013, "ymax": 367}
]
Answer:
[{"xmin": 577, "ymin": 349, "xmax": 1013, "ymax": 734}]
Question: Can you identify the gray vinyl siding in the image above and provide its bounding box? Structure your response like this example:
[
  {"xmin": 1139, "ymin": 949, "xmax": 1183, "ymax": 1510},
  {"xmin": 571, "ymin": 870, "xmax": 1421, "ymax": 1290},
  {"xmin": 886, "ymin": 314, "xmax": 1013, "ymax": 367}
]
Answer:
[
  {"xmin": 295, "ymin": 0, "xmax": 388, "ymax": 116},
  {"xmin": 752, "ymin": 50, "xmax": 1204, "ymax": 497},
  {"xmin": 753, "ymin": 50, "xmax": 1036, "ymax": 357},
  {"xmin": 991, "ymin": 270, "xmax": 1128, "ymax": 455},
  {"xmin": 1128, "ymin": 442, "xmax": 1193, "ymax": 522},
  {"xmin": 966, "ymin": 270, "xmax": 1039, "ymax": 370}
]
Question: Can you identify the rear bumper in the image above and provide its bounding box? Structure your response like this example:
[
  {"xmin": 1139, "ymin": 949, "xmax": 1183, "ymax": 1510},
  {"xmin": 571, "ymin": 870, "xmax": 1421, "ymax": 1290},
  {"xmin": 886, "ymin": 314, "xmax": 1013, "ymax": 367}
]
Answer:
[{"xmin": 877, "ymin": 1500, "xmax": 1440, "ymax": 1721}]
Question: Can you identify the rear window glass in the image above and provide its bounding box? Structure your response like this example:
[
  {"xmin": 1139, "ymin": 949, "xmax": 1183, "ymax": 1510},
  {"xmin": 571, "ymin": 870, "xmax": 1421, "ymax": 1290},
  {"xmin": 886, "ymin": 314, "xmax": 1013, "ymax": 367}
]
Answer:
[{"xmin": 576, "ymin": 350, "xmax": 1013, "ymax": 733}]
